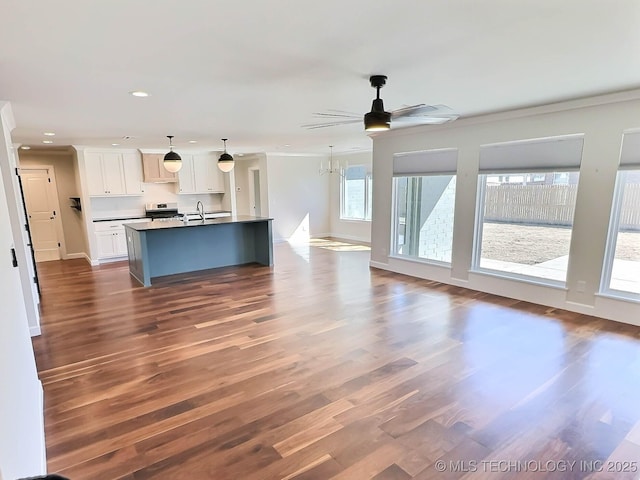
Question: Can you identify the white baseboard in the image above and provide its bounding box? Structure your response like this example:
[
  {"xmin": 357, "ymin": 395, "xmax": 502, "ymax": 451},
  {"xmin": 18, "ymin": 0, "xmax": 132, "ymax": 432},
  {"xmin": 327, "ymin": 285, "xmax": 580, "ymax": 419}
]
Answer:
[
  {"xmin": 369, "ymin": 260, "xmax": 388, "ymax": 270},
  {"xmin": 63, "ymin": 252, "xmax": 86, "ymax": 260},
  {"xmin": 29, "ymin": 325, "xmax": 41, "ymax": 337},
  {"xmin": 327, "ymin": 233, "xmax": 371, "ymax": 245},
  {"xmin": 98, "ymin": 255, "xmax": 127, "ymax": 264}
]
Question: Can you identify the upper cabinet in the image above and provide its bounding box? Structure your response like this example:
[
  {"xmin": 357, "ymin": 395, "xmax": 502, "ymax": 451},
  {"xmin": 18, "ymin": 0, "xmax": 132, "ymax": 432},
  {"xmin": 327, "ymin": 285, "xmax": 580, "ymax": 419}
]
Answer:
[
  {"xmin": 177, "ymin": 153, "xmax": 224, "ymax": 194},
  {"xmin": 122, "ymin": 152, "xmax": 145, "ymax": 194},
  {"xmin": 142, "ymin": 154, "xmax": 178, "ymax": 183},
  {"xmin": 85, "ymin": 151, "xmax": 145, "ymax": 196}
]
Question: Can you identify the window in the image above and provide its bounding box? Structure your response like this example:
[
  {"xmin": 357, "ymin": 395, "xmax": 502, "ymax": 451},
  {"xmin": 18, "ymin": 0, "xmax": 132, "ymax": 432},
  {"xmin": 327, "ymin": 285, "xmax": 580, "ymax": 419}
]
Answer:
[
  {"xmin": 601, "ymin": 132, "xmax": 640, "ymax": 297},
  {"xmin": 391, "ymin": 148, "xmax": 458, "ymax": 264},
  {"xmin": 393, "ymin": 175, "xmax": 456, "ymax": 263},
  {"xmin": 341, "ymin": 165, "xmax": 372, "ymax": 220},
  {"xmin": 473, "ymin": 135, "xmax": 584, "ymax": 284}
]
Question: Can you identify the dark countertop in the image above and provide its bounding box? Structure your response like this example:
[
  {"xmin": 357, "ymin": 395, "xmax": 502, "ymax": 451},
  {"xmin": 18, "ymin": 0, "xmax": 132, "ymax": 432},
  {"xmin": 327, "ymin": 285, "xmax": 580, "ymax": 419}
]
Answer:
[
  {"xmin": 93, "ymin": 216, "xmax": 149, "ymax": 222},
  {"xmin": 123, "ymin": 215, "xmax": 273, "ymax": 231},
  {"xmin": 93, "ymin": 211, "xmax": 231, "ymax": 222}
]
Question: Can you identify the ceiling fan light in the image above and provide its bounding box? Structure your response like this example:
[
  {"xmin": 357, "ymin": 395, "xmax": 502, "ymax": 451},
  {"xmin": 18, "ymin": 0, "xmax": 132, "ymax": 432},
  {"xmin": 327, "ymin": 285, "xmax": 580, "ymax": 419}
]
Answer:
[
  {"xmin": 163, "ymin": 135, "xmax": 182, "ymax": 172},
  {"xmin": 364, "ymin": 110, "xmax": 391, "ymax": 131}
]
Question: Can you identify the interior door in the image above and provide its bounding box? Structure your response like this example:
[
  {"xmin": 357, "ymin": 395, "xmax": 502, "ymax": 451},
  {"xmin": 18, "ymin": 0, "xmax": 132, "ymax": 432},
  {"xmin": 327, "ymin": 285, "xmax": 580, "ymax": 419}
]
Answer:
[{"xmin": 21, "ymin": 169, "xmax": 60, "ymax": 262}]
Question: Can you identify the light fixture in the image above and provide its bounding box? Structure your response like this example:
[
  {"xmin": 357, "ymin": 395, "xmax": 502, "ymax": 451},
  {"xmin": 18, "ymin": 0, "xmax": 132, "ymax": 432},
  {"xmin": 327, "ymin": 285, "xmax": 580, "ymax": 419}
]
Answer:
[
  {"xmin": 319, "ymin": 145, "xmax": 343, "ymax": 176},
  {"xmin": 130, "ymin": 90, "xmax": 150, "ymax": 97},
  {"xmin": 42, "ymin": 140, "xmax": 53, "ymax": 144},
  {"xmin": 43, "ymin": 132, "xmax": 55, "ymax": 136},
  {"xmin": 163, "ymin": 135, "xmax": 182, "ymax": 173},
  {"xmin": 20, "ymin": 146, "xmax": 31, "ymax": 150},
  {"xmin": 112, "ymin": 143, "xmax": 120, "ymax": 146},
  {"xmin": 364, "ymin": 75, "xmax": 391, "ymax": 132},
  {"xmin": 218, "ymin": 138, "xmax": 234, "ymax": 172}
]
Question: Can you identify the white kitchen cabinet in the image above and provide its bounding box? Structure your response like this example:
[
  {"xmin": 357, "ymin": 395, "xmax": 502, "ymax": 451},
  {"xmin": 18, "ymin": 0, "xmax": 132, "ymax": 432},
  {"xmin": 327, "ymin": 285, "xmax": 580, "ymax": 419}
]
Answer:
[
  {"xmin": 177, "ymin": 154, "xmax": 196, "ymax": 194},
  {"xmin": 194, "ymin": 154, "xmax": 224, "ymax": 193},
  {"xmin": 177, "ymin": 153, "xmax": 224, "ymax": 194},
  {"xmin": 142, "ymin": 154, "xmax": 178, "ymax": 183},
  {"xmin": 94, "ymin": 218, "xmax": 148, "ymax": 259},
  {"xmin": 96, "ymin": 231, "xmax": 126, "ymax": 258},
  {"xmin": 122, "ymin": 152, "xmax": 145, "ymax": 195},
  {"xmin": 86, "ymin": 152, "xmax": 143, "ymax": 196}
]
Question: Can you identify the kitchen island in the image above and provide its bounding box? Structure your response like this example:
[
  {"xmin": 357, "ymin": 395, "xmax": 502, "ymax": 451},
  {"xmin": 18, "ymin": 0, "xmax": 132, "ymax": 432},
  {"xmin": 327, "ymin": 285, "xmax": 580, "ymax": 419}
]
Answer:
[{"xmin": 123, "ymin": 215, "xmax": 273, "ymax": 286}]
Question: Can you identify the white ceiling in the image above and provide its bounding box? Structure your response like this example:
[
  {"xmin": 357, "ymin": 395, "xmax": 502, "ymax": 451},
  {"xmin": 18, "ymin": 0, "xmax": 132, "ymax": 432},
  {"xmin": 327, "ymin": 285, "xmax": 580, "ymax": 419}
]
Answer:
[{"xmin": 2, "ymin": 0, "xmax": 640, "ymax": 155}]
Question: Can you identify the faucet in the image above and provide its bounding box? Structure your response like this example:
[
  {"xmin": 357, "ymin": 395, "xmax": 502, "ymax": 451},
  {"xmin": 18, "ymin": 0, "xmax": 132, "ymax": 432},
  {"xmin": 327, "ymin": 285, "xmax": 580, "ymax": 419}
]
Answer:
[{"xmin": 196, "ymin": 200, "xmax": 205, "ymax": 221}]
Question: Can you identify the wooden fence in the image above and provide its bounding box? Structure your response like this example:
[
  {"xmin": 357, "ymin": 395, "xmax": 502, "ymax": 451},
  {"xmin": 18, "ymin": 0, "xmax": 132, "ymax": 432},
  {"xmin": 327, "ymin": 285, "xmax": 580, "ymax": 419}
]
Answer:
[{"xmin": 485, "ymin": 184, "xmax": 640, "ymax": 230}]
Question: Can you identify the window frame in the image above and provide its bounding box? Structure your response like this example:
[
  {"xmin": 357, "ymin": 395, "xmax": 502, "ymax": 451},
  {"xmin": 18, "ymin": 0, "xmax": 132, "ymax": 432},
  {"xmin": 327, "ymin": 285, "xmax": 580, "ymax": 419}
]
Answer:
[
  {"xmin": 471, "ymin": 171, "xmax": 579, "ymax": 288},
  {"xmin": 340, "ymin": 164, "xmax": 372, "ymax": 221},
  {"xmin": 599, "ymin": 169, "xmax": 640, "ymax": 301},
  {"xmin": 390, "ymin": 173, "xmax": 457, "ymax": 266}
]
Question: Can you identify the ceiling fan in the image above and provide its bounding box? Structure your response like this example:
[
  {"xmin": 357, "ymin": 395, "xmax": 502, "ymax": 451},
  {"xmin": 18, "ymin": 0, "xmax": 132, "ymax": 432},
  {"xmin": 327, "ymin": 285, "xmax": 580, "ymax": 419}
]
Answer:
[{"xmin": 303, "ymin": 75, "xmax": 459, "ymax": 131}]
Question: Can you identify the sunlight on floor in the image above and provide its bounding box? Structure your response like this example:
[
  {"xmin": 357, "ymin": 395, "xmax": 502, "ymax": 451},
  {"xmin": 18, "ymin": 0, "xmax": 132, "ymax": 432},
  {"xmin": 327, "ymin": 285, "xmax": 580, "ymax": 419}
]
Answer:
[{"xmin": 308, "ymin": 238, "xmax": 371, "ymax": 252}]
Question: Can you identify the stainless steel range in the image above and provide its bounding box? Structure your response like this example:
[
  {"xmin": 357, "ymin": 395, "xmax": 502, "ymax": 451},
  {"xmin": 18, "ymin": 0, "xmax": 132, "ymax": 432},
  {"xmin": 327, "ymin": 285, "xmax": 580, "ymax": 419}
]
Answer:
[{"xmin": 145, "ymin": 202, "xmax": 179, "ymax": 220}]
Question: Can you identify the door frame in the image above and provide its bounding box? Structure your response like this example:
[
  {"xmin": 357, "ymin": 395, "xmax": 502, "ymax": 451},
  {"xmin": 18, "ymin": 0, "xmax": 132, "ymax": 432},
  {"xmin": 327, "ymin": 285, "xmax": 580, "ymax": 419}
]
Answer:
[
  {"xmin": 20, "ymin": 165, "xmax": 67, "ymax": 261},
  {"xmin": 248, "ymin": 166, "xmax": 261, "ymax": 217}
]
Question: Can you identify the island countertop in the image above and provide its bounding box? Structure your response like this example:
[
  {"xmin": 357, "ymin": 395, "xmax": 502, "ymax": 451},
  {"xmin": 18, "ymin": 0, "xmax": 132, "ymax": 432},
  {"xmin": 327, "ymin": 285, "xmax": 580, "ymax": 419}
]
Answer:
[
  {"xmin": 123, "ymin": 215, "xmax": 273, "ymax": 286},
  {"xmin": 123, "ymin": 215, "xmax": 273, "ymax": 232}
]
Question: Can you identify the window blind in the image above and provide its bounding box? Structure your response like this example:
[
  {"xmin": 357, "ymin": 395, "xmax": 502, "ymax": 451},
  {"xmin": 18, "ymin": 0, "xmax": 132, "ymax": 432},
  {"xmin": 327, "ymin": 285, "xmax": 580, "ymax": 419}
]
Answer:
[
  {"xmin": 478, "ymin": 134, "xmax": 584, "ymax": 173},
  {"xmin": 392, "ymin": 148, "xmax": 458, "ymax": 176},
  {"xmin": 619, "ymin": 131, "xmax": 640, "ymax": 169}
]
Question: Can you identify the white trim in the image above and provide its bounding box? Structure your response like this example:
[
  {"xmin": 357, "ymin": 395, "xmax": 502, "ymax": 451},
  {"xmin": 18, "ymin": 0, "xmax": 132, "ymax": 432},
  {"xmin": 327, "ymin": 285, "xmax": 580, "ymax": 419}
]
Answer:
[
  {"xmin": 599, "ymin": 170, "xmax": 625, "ymax": 293},
  {"xmin": 63, "ymin": 252, "xmax": 87, "ymax": 260},
  {"xmin": 327, "ymin": 233, "xmax": 371, "ymax": 245},
  {"xmin": 37, "ymin": 381, "xmax": 46, "ymax": 474},
  {"xmin": 470, "ymin": 267, "xmax": 568, "ymax": 290},
  {"xmin": 29, "ymin": 325, "xmax": 41, "ymax": 337}
]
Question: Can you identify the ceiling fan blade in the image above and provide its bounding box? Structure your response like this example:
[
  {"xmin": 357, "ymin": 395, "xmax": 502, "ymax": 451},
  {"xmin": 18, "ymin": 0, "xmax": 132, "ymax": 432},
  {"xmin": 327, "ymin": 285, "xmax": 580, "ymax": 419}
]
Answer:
[
  {"xmin": 392, "ymin": 113, "xmax": 459, "ymax": 125},
  {"xmin": 391, "ymin": 104, "xmax": 454, "ymax": 118},
  {"xmin": 302, "ymin": 119, "xmax": 362, "ymax": 129},
  {"xmin": 311, "ymin": 112, "xmax": 360, "ymax": 119}
]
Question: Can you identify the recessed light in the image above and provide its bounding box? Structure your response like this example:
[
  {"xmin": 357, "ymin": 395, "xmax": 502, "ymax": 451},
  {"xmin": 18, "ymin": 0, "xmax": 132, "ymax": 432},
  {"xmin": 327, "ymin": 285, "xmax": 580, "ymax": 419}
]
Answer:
[
  {"xmin": 112, "ymin": 143, "xmax": 120, "ymax": 146},
  {"xmin": 43, "ymin": 132, "xmax": 55, "ymax": 136},
  {"xmin": 284, "ymin": 144, "xmax": 291, "ymax": 147},
  {"xmin": 237, "ymin": 153, "xmax": 244, "ymax": 157},
  {"xmin": 42, "ymin": 140, "xmax": 53, "ymax": 144},
  {"xmin": 188, "ymin": 140, "xmax": 197, "ymax": 144},
  {"xmin": 130, "ymin": 91, "xmax": 149, "ymax": 97},
  {"xmin": 20, "ymin": 146, "xmax": 31, "ymax": 150}
]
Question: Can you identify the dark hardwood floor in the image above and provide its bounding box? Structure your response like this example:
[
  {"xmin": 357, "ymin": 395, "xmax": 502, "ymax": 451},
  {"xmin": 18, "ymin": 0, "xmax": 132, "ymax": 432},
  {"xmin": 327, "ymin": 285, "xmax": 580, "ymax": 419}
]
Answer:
[{"xmin": 32, "ymin": 239, "xmax": 640, "ymax": 479}]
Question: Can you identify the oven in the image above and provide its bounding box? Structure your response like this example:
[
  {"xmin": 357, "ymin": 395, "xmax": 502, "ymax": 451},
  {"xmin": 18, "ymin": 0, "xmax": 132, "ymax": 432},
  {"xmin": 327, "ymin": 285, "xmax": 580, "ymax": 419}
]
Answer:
[{"xmin": 145, "ymin": 202, "xmax": 179, "ymax": 220}]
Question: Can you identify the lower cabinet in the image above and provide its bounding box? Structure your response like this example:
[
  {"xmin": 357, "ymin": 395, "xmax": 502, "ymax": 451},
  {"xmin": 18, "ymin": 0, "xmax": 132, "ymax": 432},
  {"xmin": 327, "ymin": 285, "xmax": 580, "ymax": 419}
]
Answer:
[
  {"xmin": 96, "ymin": 231, "xmax": 127, "ymax": 258},
  {"xmin": 94, "ymin": 219, "xmax": 148, "ymax": 260}
]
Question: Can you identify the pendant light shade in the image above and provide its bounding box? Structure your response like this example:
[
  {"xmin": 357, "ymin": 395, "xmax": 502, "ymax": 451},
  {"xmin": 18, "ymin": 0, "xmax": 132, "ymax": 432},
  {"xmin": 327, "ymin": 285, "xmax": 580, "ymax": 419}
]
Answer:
[
  {"xmin": 163, "ymin": 135, "xmax": 182, "ymax": 173},
  {"xmin": 218, "ymin": 138, "xmax": 234, "ymax": 172}
]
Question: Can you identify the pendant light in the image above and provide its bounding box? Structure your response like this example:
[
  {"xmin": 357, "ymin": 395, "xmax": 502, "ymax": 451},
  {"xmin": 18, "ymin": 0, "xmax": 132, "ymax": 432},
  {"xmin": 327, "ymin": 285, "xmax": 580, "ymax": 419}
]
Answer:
[
  {"xmin": 163, "ymin": 135, "xmax": 182, "ymax": 173},
  {"xmin": 218, "ymin": 138, "xmax": 234, "ymax": 172}
]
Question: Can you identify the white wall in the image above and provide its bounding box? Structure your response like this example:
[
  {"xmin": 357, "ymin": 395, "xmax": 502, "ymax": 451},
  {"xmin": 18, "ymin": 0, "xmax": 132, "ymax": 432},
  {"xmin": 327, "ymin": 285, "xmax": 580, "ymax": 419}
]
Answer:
[
  {"xmin": 0, "ymin": 102, "xmax": 46, "ymax": 478},
  {"xmin": 329, "ymin": 151, "xmax": 372, "ymax": 243},
  {"xmin": 266, "ymin": 153, "xmax": 330, "ymax": 242},
  {"xmin": 370, "ymin": 90, "xmax": 640, "ymax": 326}
]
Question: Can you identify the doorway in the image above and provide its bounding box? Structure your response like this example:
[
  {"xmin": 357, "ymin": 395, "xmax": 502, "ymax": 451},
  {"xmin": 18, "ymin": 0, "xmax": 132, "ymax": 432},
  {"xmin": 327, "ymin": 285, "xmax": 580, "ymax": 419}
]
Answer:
[
  {"xmin": 20, "ymin": 167, "xmax": 64, "ymax": 262},
  {"xmin": 248, "ymin": 167, "xmax": 261, "ymax": 216}
]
